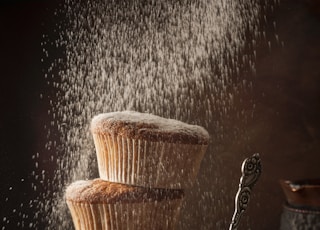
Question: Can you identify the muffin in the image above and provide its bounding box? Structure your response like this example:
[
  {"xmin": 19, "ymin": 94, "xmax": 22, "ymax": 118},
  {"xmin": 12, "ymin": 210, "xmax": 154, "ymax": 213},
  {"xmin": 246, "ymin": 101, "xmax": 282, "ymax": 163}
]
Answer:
[
  {"xmin": 90, "ymin": 111, "xmax": 209, "ymax": 189},
  {"xmin": 65, "ymin": 179, "xmax": 184, "ymax": 230}
]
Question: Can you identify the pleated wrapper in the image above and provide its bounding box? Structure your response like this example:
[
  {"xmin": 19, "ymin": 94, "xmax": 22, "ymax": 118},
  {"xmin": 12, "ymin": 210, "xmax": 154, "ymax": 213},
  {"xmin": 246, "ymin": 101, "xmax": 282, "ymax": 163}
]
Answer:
[{"xmin": 93, "ymin": 132, "xmax": 208, "ymax": 189}]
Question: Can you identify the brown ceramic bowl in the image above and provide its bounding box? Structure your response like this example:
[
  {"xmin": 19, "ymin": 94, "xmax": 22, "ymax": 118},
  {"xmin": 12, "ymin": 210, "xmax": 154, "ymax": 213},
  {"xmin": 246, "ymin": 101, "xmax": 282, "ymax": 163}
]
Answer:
[{"xmin": 279, "ymin": 178, "xmax": 320, "ymax": 208}]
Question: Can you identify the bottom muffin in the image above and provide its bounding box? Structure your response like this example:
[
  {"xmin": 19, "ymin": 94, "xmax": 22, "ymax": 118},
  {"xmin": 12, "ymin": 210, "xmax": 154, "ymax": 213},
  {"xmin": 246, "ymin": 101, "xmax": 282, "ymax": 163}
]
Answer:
[{"xmin": 65, "ymin": 179, "xmax": 184, "ymax": 230}]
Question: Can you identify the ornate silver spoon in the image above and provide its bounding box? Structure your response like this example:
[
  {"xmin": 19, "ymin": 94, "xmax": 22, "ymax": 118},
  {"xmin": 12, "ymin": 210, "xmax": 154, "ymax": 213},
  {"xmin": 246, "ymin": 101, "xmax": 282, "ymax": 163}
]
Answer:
[{"xmin": 229, "ymin": 153, "xmax": 262, "ymax": 230}]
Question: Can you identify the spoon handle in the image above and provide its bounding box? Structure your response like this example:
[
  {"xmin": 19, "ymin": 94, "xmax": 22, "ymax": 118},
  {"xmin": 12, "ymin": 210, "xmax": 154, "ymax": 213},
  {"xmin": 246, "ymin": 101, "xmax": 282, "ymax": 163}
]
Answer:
[{"xmin": 229, "ymin": 153, "xmax": 262, "ymax": 230}]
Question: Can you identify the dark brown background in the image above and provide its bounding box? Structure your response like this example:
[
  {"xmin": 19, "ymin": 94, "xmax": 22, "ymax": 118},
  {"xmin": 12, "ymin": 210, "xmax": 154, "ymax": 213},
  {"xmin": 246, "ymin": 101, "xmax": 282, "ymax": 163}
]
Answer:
[{"xmin": 0, "ymin": 0, "xmax": 319, "ymax": 229}]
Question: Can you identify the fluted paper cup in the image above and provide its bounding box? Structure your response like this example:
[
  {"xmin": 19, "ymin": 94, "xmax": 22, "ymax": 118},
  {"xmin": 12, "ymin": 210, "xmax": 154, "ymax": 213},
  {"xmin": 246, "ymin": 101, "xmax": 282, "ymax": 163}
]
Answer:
[{"xmin": 93, "ymin": 133, "xmax": 208, "ymax": 189}]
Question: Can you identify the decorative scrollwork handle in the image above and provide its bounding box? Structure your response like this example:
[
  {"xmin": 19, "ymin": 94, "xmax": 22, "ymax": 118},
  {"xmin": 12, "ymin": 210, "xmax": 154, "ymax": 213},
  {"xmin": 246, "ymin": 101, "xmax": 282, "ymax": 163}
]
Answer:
[{"xmin": 229, "ymin": 153, "xmax": 262, "ymax": 230}]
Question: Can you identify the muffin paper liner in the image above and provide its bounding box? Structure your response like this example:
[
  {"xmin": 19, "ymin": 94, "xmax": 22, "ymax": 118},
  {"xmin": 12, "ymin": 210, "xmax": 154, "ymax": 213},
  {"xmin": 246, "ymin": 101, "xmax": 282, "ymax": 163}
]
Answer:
[
  {"xmin": 93, "ymin": 133, "xmax": 208, "ymax": 189},
  {"xmin": 67, "ymin": 198, "xmax": 183, "ymax": 230}
]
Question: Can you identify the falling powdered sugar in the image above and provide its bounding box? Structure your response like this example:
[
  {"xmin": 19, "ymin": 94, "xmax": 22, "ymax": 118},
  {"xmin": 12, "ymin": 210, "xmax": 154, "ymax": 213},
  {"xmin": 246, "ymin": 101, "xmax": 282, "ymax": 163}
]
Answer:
[{"xmin": 17, "ymin": 0, "xmax": 280, "ymax": 229}]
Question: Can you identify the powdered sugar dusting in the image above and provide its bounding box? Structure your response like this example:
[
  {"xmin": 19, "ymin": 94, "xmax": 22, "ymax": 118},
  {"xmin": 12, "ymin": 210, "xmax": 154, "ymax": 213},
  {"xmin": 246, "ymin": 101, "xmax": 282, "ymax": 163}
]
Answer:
[
  {"xmin": 7, "ymin": 0, "xmax": 279, "ymax": 229},
  {"xmin": 91, "ymin": 111, "xmax": 209, "ymax": 140}
]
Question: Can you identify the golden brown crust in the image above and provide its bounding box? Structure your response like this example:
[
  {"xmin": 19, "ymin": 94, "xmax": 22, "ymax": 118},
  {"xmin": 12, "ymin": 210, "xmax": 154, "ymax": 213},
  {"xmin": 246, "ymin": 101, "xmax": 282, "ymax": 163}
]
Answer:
[
  {"xmin": 90, "ymin": 111, "xmax": 209, "ymax": 145},
  {"xmin": 65, "ymin": 179, "xmax": 184, "ymax": 204}
]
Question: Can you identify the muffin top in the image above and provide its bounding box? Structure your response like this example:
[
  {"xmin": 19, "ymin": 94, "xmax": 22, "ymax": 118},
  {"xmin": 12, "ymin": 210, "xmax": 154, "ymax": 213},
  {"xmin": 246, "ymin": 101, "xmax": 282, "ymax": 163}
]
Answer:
[
  {"xmin": 65, "ymin": 179, "xmax": 184, "ymax": 204},
  {"xmin": 90, "ymin": 111, "xmax": 209, "ymax": 145}
]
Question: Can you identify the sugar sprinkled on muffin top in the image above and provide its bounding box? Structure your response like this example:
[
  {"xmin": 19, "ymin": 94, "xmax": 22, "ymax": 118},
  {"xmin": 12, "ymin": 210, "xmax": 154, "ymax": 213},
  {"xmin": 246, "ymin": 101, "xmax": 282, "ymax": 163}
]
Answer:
[
  {"xmin": 65, "ymin": 179, "xmax": 184, "ymax": 204},
  {"xmin": 91, "ymin": 111, "xmax": 209, "ymax": 145}
]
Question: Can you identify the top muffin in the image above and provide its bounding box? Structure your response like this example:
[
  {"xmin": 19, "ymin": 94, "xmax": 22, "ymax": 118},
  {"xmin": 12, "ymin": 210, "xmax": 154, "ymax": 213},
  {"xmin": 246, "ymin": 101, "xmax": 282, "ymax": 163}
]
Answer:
[{"xmin": 91, "ymin": 111, "xmax": 209, "ymax": 145}]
